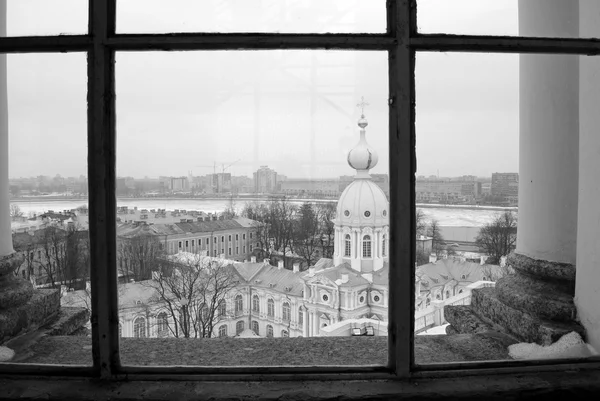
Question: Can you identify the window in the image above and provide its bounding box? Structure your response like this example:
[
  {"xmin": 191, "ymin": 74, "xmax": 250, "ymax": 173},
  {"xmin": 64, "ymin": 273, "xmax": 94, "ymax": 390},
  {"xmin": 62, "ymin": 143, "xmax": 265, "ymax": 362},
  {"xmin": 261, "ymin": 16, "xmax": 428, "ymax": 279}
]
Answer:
[
  {"xmin": 298, "ymin": 308, "xmax": 303, "ymax": 328},
  {"xmin": 382, "ymin": 234, "xmax": 386, "ymax": 257},
  {"xmin": 235, "ymin": 295, "xmax": 243, "ymax": 315},
  {"xmin": 344, "ymin": 234, "xmax": 351, "ymax": 257},
  {"xmin": 218, "ymin": 301, "xmax": 226, "ymax": 318},
  {"xmin": 178, "ymin": 241, "xmax": 182, "ymax": 249},
  {"xmin": 236, "ymin": 321, "xmax": 244, "ymax": 335},
  {"xmin": 266, "ymin": 325, "xmax": 273, "ymax": 338},
  {"xmin": 251, "ymin": 320, "xmax": 259, "ymax": 335},
  {"xmin": 156, "ymin": 312, "xmax": 169, "ymax": 337},
  {"xmin": 133, "ymin": 317, "xmax": 146, "ymax": 338},
  {"xmin": 213, "ymin": 237, "xmax": 217, "ymax": 243},
  {"xmin": 252, "ymin": 295, "xmax": 260, "ymax": 313},
  {"xmin": 250, "ymin": 245, "xmax": 253, "ymax": 252},
  {"xmin": 228, "ymin": 235, "xmax": 231, "ymax": 241},
  {"xmin": 191, "ymin": 239, "xmax": 194, "ymax": 247},
  {"xmin": 281, "ymin": 330, "xmax": 289, "ymax": 338},
  {"xmin": 118, "ymin": 323, "xmax": 122, "ymax": 338},
  {"xmin": 8, "ymin": 1, "xmax": 599, "ymax": 389},
  {"xmin": 267, "ymin": 298, "xmax": 274, "ymax": 317},
  {"xmin": 221, "ymin": 236, "xmax": 224, "ymax": 243},
  {"xmin": 236, "ymin": 246, "xmax": 238, "ymax": 254},
  {"xmin": 282, "ymin": 302, "xmax": 290, "ymax": 322},
  {"xmin": 243, "ymin": 233, "xmax": 246, "ymax": 240},
  {"xmin": 185, "ymin": 240, "xmax": 189, "ymax": 248},
  {"xmin": 235, "ymin": 234, "xmax": 239, "ymax": 240},
  {"xmin": 228, "ymin": 247, "xmax": 232, "ymax": 255},
  {"xmin": 206, "ymin": 238, "xmax": 209, "ymax": 245},
  {"xmin": 243, "ymin": 246, "xmax": 246, "ymax": 253},
  {"xmin": 362, "ymin": 235, "xmax": 372, "ymax": 258},
  {"xmin": 250, "ymin": 233, "xmax": 253, "ymax": 239},
  {"xmin": 218, "ymin": 325, "xmax": 227, "ymax": 338}
]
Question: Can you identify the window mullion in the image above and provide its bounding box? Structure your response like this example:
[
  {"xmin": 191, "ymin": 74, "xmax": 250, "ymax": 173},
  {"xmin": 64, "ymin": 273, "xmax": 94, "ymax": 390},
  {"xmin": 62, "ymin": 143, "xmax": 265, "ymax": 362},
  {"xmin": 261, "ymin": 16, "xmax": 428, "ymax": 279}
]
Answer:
[
  {"xmin": 88, "ymin": 0, "xmax": 119, "ymax": 379},
  {"xmin": 387, "ymin": 0, "xmax": 416, "ymax": 378}
]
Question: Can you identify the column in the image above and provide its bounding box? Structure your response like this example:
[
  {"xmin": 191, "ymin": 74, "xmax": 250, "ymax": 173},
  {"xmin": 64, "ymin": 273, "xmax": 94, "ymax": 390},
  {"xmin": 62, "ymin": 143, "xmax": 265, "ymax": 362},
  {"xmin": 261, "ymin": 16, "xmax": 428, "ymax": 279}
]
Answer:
[
  {"xmin": 576, "ymin": 0, "xmax": 600, "ymax": 351},
  {"xmin": 446, "ymin": 1, "xmax": 585, "ymax": 346},
  {"xmin": 0, "ymin": 3, "xmax": 34, "ymax": 360},
  {"xmin": 517, "ymin": 0, "xmax": 579, "ymax": 264}
]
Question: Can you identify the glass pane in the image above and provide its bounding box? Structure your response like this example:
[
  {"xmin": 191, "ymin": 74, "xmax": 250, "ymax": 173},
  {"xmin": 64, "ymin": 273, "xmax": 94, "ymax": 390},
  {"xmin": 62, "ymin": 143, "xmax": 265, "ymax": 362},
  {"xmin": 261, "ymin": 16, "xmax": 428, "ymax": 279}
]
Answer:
[
  {"xmin": 5, "ymin": 0, "xmax": 87, "ymax": 37},
  {"xmin": 1, "ymin": 53, "xmax": 90, "ymax": 365},
  {"xmin": 414, "ymin": 51, "xmax": 600, "ymax": 365},
  {"xmin": 115, "ymin": 50, "xmax": 389, "ymax": 366},
  {"xmin": 116, "ymin": 0, "xmax": 385, "ymax": 34},
  {"xmin": 418, "ymin": 0, "xmax": 598, "ymax": 39}
]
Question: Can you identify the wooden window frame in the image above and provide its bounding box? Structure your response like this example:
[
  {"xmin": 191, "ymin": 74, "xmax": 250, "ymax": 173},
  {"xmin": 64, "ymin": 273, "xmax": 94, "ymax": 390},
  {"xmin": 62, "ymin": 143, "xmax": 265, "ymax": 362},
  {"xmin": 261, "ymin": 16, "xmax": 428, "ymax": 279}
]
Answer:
[{"xmin": 1, "ymin": 0, "xmax": 600, "ymax": 382}]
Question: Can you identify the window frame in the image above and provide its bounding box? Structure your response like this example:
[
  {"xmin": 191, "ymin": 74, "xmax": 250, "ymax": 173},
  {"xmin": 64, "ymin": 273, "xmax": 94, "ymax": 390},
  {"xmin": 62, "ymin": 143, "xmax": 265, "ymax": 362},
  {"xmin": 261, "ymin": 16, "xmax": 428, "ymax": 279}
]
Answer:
[{"xmin": 1, "ymin": 0, "xmax": 599, "ymax": 382}]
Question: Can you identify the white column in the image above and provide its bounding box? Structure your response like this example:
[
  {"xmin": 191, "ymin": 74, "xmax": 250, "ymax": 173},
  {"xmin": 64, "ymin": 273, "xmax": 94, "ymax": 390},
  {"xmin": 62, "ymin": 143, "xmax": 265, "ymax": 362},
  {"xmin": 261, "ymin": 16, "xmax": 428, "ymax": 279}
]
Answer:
[
  {"xmin": 576, "ymin": 0, "xmax": 600, "ymax": 352},
  {"xmin": 0, "ymin": 2, "xmax": 13, "ymax": 257},
  {"xmin": 517, "ymin": 0, "xmax": 579, "ymax": 264}
]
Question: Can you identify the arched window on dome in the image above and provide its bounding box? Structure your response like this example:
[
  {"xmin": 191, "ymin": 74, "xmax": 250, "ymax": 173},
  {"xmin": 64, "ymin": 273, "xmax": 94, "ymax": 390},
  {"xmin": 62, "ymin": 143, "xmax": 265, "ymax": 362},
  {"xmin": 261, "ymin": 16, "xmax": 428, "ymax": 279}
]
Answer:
[
  {"xmin": 362, "ymin": 235, "xmax": 372, "ymax": 258},
  {"xmin": 344, "ymin": 234, "xmax": 351, "ymax": 257},
  {"xmin": 382, "ymin": 234, "xmax": 387, "ymax": 257}
]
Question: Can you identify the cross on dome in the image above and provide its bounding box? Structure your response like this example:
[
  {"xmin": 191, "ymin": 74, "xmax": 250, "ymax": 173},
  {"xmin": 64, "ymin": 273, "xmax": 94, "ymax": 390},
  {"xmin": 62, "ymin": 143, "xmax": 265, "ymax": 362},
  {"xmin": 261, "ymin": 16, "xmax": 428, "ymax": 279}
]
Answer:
[{"xmin": 347, "ymin": 96, "xmax": 378, "ymax": 177}]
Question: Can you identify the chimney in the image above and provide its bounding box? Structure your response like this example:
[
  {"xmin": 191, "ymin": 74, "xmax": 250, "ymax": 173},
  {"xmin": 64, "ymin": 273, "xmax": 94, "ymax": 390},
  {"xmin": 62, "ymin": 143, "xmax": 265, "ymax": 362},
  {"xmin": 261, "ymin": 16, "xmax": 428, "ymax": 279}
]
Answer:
[
  {"xmin": 251, "ymin": 256, "xmax": 256, "ymax": 263},
  {"xmin": 293, "ymin": 263, "xmax": 300, "ymax": 273},
  {"xmin": 308, "ymin": 267, "xmax": 315, "ymax": 277},
  {"xmin": 429, "ymin": 254, "xmax": 437, "ymax": 264},
  {"xmin": 263, "ymin": 258, "xmax": 270, "ymax": 265},
  {"xmin": 480, "ymin": 255, "xmax": 487, "ymax": 265},
  {"xmin": 420, "ymin": 235, "xmax": 425, "ymax": 240},
  {"xmin": 278, "ymin": 260, "xmax": 284, "ymax": 270},
  {"xmin": 341, "ymin": 273, "xmax": 349, "ymax": 284}
]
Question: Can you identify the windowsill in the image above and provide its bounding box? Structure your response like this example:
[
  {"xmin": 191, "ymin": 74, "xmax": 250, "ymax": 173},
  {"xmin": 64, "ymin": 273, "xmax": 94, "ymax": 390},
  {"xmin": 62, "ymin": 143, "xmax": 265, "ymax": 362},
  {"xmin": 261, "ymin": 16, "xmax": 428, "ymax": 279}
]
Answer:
[{"xmin": 9, "ymin": 331, "xmax": 516, "ymax": 366}]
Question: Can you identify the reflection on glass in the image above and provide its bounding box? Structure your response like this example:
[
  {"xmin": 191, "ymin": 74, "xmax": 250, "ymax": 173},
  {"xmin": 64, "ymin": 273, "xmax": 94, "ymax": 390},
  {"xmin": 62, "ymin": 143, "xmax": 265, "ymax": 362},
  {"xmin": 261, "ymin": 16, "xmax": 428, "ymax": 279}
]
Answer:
[
  {"xmin": 5, "ymin": 0, "xmax": 87, "ymax": 37},
  {"xmin": 117, "ymin": 0, "xmax": 385, "ymax": 34},
  {"xmin": 115, "ymin": 50, "xmax": 389, "ymax": 366},
  {"xmin": 2, "ymin": 53, "xmax": 89, "ymax": 365}
]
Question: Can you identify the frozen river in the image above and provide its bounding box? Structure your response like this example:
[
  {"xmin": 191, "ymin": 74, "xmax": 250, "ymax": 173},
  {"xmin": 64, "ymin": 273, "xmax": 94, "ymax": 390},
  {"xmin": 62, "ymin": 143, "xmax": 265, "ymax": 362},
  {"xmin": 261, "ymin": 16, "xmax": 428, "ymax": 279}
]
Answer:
[{"xmin": 12, "ymin": 198, "xmax": 515, "ymax": 228}]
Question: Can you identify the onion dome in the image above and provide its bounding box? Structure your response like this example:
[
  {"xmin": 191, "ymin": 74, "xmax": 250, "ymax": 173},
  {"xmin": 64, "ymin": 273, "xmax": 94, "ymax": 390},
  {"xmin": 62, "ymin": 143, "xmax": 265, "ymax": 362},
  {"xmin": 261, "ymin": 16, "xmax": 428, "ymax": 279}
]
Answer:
[{"xmin": 347, "ymin": 114, "xmax": 379, "ymax": 178}]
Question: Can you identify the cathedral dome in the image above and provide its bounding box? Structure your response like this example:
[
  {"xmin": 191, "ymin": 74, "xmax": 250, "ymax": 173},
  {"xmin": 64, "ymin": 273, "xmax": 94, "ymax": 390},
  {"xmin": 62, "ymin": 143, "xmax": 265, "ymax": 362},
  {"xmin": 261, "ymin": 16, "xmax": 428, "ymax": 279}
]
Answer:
[
  {"xmin": 335, "ymin": 110, "xmax": 388, "ymax": 227},
  {"xmin": 336, "ymin": 179, "xmax": 388, "ymax": 227}
]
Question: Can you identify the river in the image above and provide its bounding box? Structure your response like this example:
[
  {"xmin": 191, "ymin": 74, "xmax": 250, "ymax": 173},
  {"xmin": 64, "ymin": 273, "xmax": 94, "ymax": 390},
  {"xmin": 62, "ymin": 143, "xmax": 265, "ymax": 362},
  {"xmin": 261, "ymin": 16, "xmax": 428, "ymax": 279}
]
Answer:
[{"xmin": 11, "ymin": 197, "xmax": 515, "ymax": 227}]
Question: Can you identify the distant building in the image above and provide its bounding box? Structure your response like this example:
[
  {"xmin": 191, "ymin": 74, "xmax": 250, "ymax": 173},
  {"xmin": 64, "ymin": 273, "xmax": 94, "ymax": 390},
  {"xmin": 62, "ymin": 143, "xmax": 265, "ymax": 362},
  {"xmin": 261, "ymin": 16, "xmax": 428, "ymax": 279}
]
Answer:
[
  {"xmin": 491, "ymin": 173, "xmax": 519, "ymax": 204},
  {"xmin": 280, "ymin": 178, "xmax": 340, "ymax": 197},
  {"xmin": 159, "ymin": 176, "xmax": 190, "ymax": 192},
  {"xmin": 209, "ymin": 172, "xmax": 232, "ymax": 193},
  {"xmin": 415, "ymin": 179, "xmax": 481, "ymax": 204},
  {"xmin": 253, "ymin": 166, "xmax": 278, "ymax": 193}
]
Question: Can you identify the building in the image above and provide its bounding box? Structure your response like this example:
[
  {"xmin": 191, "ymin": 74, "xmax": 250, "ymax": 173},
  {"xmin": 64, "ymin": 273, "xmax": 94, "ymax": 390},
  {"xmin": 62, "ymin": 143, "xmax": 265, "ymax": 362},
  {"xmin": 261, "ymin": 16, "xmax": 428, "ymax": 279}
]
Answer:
[
  {"xmin": 253, "ymin": 166, "xmax": 278, "ymax": 193},
  {"xmin": 491, "ymin": 172, "xmax": 519, "ymax": 204},
  {"xmin": 416, "ymin": 178, "xmax": 481, "ymax": 204},
  {"xmin": 279, "ymin": 178, "xmax": 340, "ymax": 197},
  {"xmin": 159, "ymin": 176, "xmax": 190, "ymax": 192}
]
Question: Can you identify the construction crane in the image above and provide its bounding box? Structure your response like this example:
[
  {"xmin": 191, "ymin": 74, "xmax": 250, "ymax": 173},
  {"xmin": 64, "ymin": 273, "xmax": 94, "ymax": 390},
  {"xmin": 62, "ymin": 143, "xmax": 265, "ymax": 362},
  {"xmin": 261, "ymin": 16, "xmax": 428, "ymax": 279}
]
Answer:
[{"xmin": 194, "ymin": 160, "xmax": 241, "ymax": 193}]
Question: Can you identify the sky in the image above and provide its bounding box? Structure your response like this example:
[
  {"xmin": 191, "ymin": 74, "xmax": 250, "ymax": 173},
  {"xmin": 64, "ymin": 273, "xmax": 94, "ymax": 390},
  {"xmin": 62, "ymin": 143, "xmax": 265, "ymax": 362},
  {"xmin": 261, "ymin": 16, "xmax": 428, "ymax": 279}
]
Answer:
[{"xmin": 5, "ymin": 0, "xmax": 520, "ymax": 180}]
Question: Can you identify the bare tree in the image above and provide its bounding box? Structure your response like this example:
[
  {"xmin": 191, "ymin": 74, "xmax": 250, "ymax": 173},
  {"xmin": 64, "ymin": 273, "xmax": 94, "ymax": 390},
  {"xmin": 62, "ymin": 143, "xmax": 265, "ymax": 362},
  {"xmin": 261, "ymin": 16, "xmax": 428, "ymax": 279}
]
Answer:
[
  {"xmin": 294, "ymin": 202, "xmax": 321, "ymax": 268},
  {"xmin": 427, "ymin": 218, "xmax": 445, "ymax": 257},
  {"xmin": 475, "ymin": 211, "xmax": 518, "ymax": 265},
  {"xmin": 222, "ymin": 194, "xmax": 238, "ymax": 220},
  {"xmin": 10, "ymin": 203, "xmax": 24, "ymax": 219},
  {"xmin": 416, "ymin": 208, "xmax": 427, "ymax": 236},
  {"xmin": 117, "ymin": 230, "xmax": 166, "ymax": 282},
  {"xmin": 146, "ymin": 254, "xmax": 239, "ymax": 338},
  {"xmin": 316, "ymin": 202, "xmax": 336, "ymax": 259}
]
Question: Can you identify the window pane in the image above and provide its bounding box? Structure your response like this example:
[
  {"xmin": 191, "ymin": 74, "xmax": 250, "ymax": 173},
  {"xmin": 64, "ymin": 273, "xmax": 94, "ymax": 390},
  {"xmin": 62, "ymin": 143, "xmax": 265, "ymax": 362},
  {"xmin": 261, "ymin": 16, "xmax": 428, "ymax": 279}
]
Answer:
[
  {"xmin": 116, "ymin": 0, "xmax": 385, "ymax": 33},
  {"xmin": 418, "ymin": 0, "xmax": 596, "ymax": 39},
  {"xmin": 115, "ymin": 50, "xmax": 389, "ymax": 367},
  {"xmin": 414, "ymin": 51, "xmax": 599, "ymax": 365},
  {"xmin": 5, "ymin": 0, "xmax": 87, "ymax": 36},
  {"xmin": 2, "ymin": 53, "xmax": 90, "ymax": 365}
]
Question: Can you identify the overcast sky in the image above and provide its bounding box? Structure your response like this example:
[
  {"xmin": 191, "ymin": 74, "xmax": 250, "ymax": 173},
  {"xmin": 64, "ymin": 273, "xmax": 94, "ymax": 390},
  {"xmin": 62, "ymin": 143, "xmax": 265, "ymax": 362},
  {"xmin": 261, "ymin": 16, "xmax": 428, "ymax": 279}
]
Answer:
[{"xmin": 6, "ymin": 0, "xmax": 520, "ymax": 180}]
